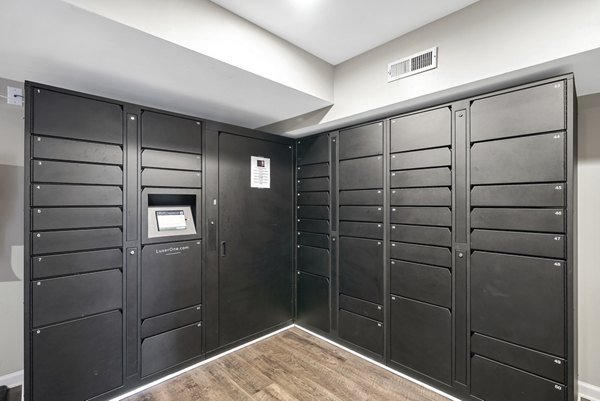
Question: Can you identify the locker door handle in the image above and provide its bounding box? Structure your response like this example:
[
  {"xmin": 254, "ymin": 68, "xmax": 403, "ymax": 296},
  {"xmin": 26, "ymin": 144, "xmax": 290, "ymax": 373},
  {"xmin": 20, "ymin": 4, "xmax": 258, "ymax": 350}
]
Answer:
[{"xmin": 220, "ymin": 241, "xmax": 226, "ymax": 257}]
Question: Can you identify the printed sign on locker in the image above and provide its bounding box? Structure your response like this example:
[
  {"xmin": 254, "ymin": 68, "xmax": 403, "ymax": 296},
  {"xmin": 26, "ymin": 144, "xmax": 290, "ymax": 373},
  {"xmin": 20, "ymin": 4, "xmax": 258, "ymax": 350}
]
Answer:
[{"xmin": 251, "ymin": 156, "xmax": 270, "ymax": 189}]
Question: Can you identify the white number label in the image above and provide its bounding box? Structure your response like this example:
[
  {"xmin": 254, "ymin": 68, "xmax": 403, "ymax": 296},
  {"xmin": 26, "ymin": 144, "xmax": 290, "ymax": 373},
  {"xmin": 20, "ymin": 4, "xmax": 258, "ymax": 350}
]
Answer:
[
  {"xmin": 554, "ymin": 262, "xmax": 562, "ymax": 267},
  {"xmin": 555, "ymin": 211, "xmax": 562, "ymax": 216},
  {"xmin": 555, "ymin": 185, "xmax": 563, "ymax": 190},
  {"xmin": 554, "ymin": 237, "xmax": 562, "ymax": 241},
  {"xmin": 554, "ymin": 134, "xmax": 561, "ymax": 139},
  {"xmin": 554, "ymin": 385, "xmax": 563, "ymax": 391}
]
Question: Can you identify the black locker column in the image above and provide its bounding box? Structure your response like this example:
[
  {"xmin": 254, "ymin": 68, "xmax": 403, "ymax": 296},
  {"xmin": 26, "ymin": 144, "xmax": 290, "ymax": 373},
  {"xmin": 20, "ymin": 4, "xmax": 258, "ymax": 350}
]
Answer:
[
  {"xmin": 296, "ymin": 134, "xmax": 332, "ymax": 333},
  {"xmin": 27, "ymin": 88, "xmax": 125, "ymax": 400},
  {"xmin": 337, "ymin": 122, "xmax": 385, "ymax": 357},
  {"xmin": 468, "ymin": 80, "xmax": 574, "ymax": 401},
  {"xmin": 139, "ymin": 111, "xmax": 203, "ymax": 378},
  {"xmin": 388, "ymin": 108, "xmax": 453, "ymax": 385}
]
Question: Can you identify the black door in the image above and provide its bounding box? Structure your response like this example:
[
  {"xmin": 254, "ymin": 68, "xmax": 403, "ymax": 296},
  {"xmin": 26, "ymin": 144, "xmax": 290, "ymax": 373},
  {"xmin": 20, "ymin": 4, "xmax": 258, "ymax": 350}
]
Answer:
[{"xmin": 218, "ymin": 133, "xmax": 294, "ymax": 346}]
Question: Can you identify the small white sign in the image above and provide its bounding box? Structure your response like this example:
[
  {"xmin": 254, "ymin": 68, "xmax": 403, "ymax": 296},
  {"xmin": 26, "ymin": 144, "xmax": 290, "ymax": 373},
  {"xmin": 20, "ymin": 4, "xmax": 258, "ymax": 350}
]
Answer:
[{"xmin": 251, "ymin": 156, "xmax": 270, "ymax": 189}]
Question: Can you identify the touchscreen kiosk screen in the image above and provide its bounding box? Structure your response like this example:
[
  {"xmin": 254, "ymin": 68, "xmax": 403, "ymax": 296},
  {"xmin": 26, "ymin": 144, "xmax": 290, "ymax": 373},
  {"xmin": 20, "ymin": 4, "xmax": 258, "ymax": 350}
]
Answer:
[{"xmin": 156, "ymin": 210, "xmax": 187, "ymax": 231}]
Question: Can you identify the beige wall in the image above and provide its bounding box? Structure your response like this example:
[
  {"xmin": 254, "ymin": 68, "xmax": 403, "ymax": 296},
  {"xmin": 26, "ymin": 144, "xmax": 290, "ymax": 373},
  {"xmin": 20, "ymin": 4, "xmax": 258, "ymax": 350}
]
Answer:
[
  {"xmin": 577, "ymin": 93, "xmax": 600, "ymax": 387},
  {"xmin": 0, "ymin": 77, "xmax": 24, "ymax": 377}
]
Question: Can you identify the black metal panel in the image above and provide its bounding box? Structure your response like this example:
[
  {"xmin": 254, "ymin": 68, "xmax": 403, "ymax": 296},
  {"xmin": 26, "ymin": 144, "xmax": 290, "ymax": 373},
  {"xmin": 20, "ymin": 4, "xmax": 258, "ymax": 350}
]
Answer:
[
  {"xmin": 126, "ymin": 247, "xmax": 138, "ymax": 377},
  {"xmin": 471, "ymin": 208, "xmax": 565, "ymax": 233},
  {"xmin": 390, "ymin": 207, "xmax": 452, "ymax": 227},
  {"xmin": 297, "ymin": 232, "xmax": 329, "ymax": 248},
  {"xmin": 471, "ymin": 356, "xmax": 565, "ymax": 401},
  {"xmin": 141, "ymin": 240, "xmax": 202, "ymax": 319},
  {"xmin": 141, "ymin": 149, "xmax": 202, "ymax": 171},
  {"xmin": 471, "ymin": 183, "xmax": 566, "ymax": 207},
  {"xmin": 32, "ymin": 270, "xmax": 122, "ymax": 328},
  {"xmin": 141, "ymin": 323, "xmax": 203, "ymax": 377},
  {"xmin": 32, "ymin": 160, "xmax": 123, "ymax": 186},
  {"xmin": 297, "ymin": 218, "xmax": 330, "ymax": 234},
  {"xmin": 339, "ymin": 122, "xmax": 383, "ymax": 160},
  {"xmin": 339, "ymin": 206, "xmax": 383, "ymax": 222},
  {"xmin": 390, "ymin": 260, "xmax": 451, "ymax": 308},
  {"xmin": 390, "ymin": 187, "xmax": 451, "ymax": 206},
  {"xmin": 142, "ymin": 168, "xmax": 202, "ymax": 188},
  {"xmin": 32, "ymin": 228, "xmax": 123, "ymax": 255},
  {"xmin": 297, "ymin": 192, "xmax": 329, "ymax": 206},
  {"xmin": 472, "ymin": 333, "xmax": 566, "ymax": 384},
  {"xmin": 390, "ymin": 242, "xmax": 452, "ymax": 268},
  {"xmin": 471, "ymin": 133, "xmax": 565, "ymax": 185},
  {"xmin": 33, "ymin": 135, "xmax": 123, "ymax": 165},
  {"xmin": 297, "ymin": 245, "xmax": 329, "ymax": 277},
  {"xmin": 339, "ymin": 294, "xmax": 383, "ymax": 321},
  {"xmin": 390, "ymin": 108, "xmax": 451, "ymax": 152},
  {"xmin": 32, "ymin": 207, "xmax": 122, "ymax": 231},
  {"xmin": 471, "ymin": 251, "xmax": 565, "ymax": 356},
  {"xmin": 455, "ymin": 249, "xmax": 468, "ymax": 385},
  {"xmin": 471, "ymin": 81, "xmax": 566, "ymax": 142},
  {"xmin": 390, "ymin": 224, "xmax": 451, "ymax": 247},
  {"xmin": 141, "ymin": 111, "xmax": 201, "ymax": 153},
  {"xmin": 297, "ymin": 177, "xmax": 329, "ymax": 192},
  {"xmin": 297, "ymin": 134, "xmax": 329, "ymax": 166},
  {"xmin": 297, "ymin": 162, "xmax": 329, "ymax": 179},
  {"xmin": 390, "ymin": 296, "xmax": 452, "ymax": 385},
  {"xmin": 339, "ymin": 237, "xmax": 383, "ymax": 304},
  {"xmin": 217, "ymin": 132, "xmax": 293, "ymax": 346},
  {"xmin": 390, "ymin": 147, "xmax": 451, "ymax": 171},
  {"xmin": 339, "ymin": 156, "xmax": 383, "ymax": 190},
  {"xmin": 125, "ymin": 113, "xmax": 138, "ymax": 242},
  {"xmin": 471, "ymin": 230, "xmax": 565, "ymax": 259},
  {"xmin": 338, "ymin": 310, "xmax": 383, "ymax": 355},
  {"xmin": 32, "ymin": 88, "xmax": 123, "ymax": 144},
  {"xmin": 32, "ymin": 184, "xmax": 123, "ymax": 207},
  {"xmin": 339, "ymin": 222, "xmax": 383, "ymax": 240},
  {"xmin": 32, "ymin": 311, "xmax": 123, "ymax": 401},
  {"xmin": 338, "ymin": 189, "xmax": 383, "ymax": 205},
  {"xmin": 297, "ymin": 272, "xmax": 330, "ymax": 333},
  {"xmin": 390, "ymin": 167, "xmax": 451, "ymax": 188},
  {"xmin": 32, "ymin": 248, "xmax": 123, "ymax": 279},
  {"xmin": 297, "ymin": 205, "xmax": 329, "ymax": 220},
  {"xmin": 141, "ymin": 305, "xmax": 203, "ymax": 339}
]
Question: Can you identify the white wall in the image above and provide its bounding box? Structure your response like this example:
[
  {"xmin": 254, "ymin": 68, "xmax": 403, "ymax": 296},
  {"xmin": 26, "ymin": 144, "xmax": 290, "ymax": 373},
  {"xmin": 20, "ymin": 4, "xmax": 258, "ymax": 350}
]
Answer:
[
  {"xmin": 326, "ymin": 0, "xmax": 600, "ymax": 123},
  {"xmin": 577, "ymin": 93, "xmax": 600, "ymax": 387},
  {"xmin": 0, "ymin": 77, "xmax": 24, "ymax": 377}
]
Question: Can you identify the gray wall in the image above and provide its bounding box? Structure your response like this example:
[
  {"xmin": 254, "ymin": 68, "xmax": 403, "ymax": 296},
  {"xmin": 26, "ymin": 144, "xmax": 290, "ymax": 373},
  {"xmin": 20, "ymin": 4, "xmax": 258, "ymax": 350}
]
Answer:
[
  {"xmin": 0, "ymin": 77, "xmax": 24, "ymax": 377},
  {"xmin": 0, "ymin": 78, "xmax": 598, "ymax": 390}
]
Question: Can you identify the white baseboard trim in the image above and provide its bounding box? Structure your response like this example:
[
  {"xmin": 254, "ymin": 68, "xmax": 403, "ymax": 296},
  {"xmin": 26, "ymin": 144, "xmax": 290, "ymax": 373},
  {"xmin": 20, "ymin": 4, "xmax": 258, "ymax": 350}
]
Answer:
[
  {"xmin": 294, "ymin": 324, "xmax": 462, "ymax": 401},
  {"xmin": 580, "ymin": 381, "xmax": 600, "ymax": 401},
  {"xmin": 109, "ymin": 324, "xmax": 294, "ymax": 400},
  {"xmin": 0, "ymin": 370, "xmax": 23, "ymax": 388}
]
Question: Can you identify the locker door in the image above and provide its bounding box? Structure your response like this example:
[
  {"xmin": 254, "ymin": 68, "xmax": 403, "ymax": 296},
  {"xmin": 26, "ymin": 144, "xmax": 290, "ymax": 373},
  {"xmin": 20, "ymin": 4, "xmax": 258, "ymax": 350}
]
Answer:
[{"xmin": 218, "ymin": 133, "xmax": 294, "ymax": 346}]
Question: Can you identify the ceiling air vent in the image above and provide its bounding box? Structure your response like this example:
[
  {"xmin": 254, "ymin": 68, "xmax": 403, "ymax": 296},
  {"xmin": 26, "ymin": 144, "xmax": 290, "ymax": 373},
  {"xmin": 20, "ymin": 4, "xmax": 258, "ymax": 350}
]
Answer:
[{"xmin": 387, "ymin": 47, "xmax": 438, "ymax": 82}]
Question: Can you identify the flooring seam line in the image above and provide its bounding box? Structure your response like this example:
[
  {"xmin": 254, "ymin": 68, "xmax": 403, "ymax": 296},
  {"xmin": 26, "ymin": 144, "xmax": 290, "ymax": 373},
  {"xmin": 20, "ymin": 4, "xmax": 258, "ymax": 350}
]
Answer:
[
  {"xmin": 109, "ymin": 324, "xmax": 295, "ymax": 401},
  {"xmin": 293, "ymin": 324, "xmax": 462, "ymax": 401}
]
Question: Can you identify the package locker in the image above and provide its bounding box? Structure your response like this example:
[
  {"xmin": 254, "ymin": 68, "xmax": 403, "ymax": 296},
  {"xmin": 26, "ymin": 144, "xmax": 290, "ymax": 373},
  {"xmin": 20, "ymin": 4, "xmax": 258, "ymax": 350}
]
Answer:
[{"xmin": 296, "ymin": 133, "xmax": 332, "ymax": 333}]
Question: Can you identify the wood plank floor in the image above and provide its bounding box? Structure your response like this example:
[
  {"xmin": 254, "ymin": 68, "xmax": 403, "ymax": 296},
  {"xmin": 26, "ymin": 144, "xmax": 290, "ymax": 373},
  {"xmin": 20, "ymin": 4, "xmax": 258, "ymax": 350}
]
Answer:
[{"xmin": 126, "ymin": 327, "xmax": 451, "ymax": 401}]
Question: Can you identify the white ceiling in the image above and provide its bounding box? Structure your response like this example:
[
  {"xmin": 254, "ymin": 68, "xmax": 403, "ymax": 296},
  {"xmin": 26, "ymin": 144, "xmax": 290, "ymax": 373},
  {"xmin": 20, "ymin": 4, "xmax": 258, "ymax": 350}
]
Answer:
[{"xmin": 210, "ymin": 0, "xmax": 480, "ymax": 65}]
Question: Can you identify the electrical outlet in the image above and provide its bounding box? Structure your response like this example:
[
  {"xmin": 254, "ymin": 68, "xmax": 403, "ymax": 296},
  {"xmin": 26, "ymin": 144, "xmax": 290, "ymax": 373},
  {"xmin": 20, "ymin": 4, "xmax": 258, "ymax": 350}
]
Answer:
[{"xmin": 7, "ymin": 86, "xmax": 23, "ymax": 106}]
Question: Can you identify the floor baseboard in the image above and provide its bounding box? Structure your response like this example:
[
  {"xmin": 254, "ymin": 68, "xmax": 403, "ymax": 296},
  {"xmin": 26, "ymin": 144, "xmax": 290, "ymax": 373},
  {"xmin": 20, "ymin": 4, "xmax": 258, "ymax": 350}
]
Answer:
[
  {"xmin": 580, "ymin": 381, "xmax": 600, "ymax": 401},
  {"xmin": 0, "ymin": 371, "xmax": 22, "ymax": 388}
]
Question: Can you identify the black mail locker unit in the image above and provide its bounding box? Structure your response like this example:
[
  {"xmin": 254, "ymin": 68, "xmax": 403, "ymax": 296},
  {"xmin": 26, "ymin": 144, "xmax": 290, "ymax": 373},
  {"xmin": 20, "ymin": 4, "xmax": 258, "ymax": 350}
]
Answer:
[
  {"xmin": 139, "ymin": 110, "xmax": 204, "ymax": 378},
  {"xmin": 26, "ymin": 85, "xmax": 125, "ymax": 400},
  {"xmin": 469, "ymin": 77, "xmax": 575, "ymax": 401},
  {"xmin": 337, "ymin": 122, "xmax": 384, "ymax": 357},
  {"xmin": 388, "ymin": 107, "xmax": 453, "ymax": 384},
  {"xmin": 296, "ymin": 133, "xmax": 331, "ymax": 333}
]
